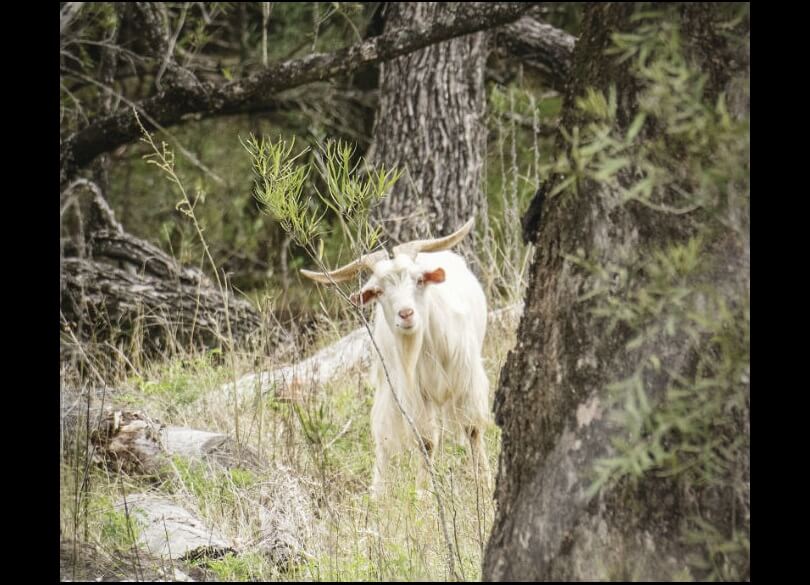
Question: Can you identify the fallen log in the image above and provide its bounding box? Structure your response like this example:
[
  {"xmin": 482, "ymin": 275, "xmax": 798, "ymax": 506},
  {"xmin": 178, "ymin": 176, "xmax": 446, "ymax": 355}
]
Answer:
[
  {"xmin": 85, "ymin": 408, "xmax": 261, "ymax": 474},
  {"xmin": 117, "ymin": 494, "xmax": 234, "ymax": 561},
  {"xmin": 61, "ymin": 182, "xmax": 283, "ymax": 358},
  {"xmin": 66, "ymin": 404, "xmax": 313, "ymax": 566},
  {"xmin": 219, "ymin": 302, "xmax": 525, "ymax": 403}
]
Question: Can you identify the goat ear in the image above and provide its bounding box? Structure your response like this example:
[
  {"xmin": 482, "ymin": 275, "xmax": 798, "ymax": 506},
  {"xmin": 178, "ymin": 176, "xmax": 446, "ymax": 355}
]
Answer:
[
  {"xmin": 419, "ymin": 267, "xmax": 446, "ymax": 285},
  {"xmin": 351, "ymin": 287, "xmax": 381, "ymax": 307}
]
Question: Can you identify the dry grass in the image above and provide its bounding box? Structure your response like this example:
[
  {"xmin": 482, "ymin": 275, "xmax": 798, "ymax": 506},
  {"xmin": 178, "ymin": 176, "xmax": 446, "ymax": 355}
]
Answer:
[{"xmin": 60, "ymin": 303, "xmax": 521, "ymax": 582}]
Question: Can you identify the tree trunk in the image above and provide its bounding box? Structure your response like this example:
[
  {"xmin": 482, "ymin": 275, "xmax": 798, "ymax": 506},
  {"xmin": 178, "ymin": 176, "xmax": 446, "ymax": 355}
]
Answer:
[
  {"xmin": 118, "ymin": 494, "xmax": 235, "ymax": 561},
  {"xmin": 371, "ymin": 2, "xmax": 488, "ymax": 249},
  {"xmin": 484, "ymin": 3, "xmax": 749, "ymax": 581}
]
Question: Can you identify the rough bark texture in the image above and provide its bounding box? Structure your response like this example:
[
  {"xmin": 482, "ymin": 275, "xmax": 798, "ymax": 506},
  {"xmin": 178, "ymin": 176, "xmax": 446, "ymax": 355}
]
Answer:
[
  {"xmin": 61, "ymin": 255, "xmax": 261, "ymax": 351},
  {"xmin": 484, "ymin": 4, "xmax": 749, "ymax": 581},
  {"xmin": 370, "ymin": 2, "xmax": 488, "ymax": 251},
  {"xmin": 60, "ymin": 2, "xmax": 538, "ymax": 186},
  {"xmin": 119, "ymin": 494, "xmax": 235, "ymax": 561},
  {"xmin": 60, "ymin": 186, "xmax": 277, "ymax": 356},
  {"xmin": 496, "ymin": 11, "xmax": 576, "ymax": 92}
]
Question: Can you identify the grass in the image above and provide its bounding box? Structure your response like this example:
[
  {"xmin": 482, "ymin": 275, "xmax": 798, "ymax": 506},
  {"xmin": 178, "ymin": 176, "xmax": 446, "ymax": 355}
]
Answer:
[{"xmin": 60, "ymin": 305, "xmax": 520, "ymax": 581}]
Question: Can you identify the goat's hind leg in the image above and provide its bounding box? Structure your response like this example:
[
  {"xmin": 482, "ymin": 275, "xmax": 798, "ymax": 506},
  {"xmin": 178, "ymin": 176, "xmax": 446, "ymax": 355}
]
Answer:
[
  {"xmin": 414, "ymin": 433, "xmax": 436, "ymax": 497},
  {"xmin": 466, "ymin": 424, "xmax": 491, "ymax": 490}
]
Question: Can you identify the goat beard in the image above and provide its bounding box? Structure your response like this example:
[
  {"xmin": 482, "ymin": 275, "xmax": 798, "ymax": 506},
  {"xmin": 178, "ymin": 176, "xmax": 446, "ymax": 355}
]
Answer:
[{"xmin": 395, "ymin": 327, "xmax": 424, "ymax": 383}]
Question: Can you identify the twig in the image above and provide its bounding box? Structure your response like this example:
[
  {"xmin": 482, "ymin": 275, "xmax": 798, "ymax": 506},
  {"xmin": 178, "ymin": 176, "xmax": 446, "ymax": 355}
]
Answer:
[
  {"xmin": 324, "ymin": 417, "xmax": 353, "ymax": 450},
  {"xmin": 64, "ymin": 70, "xmax": 224, "ymax": 185},
  {"xmin": 136, "ymin": 113, "xmax": 242, "ymax": 457},
  {"xmin": 119, "ymin": 475, "xmax": 145, "ymax": 582},
  {"xmin": 262, "ymin": 2, "xmax": 271, "ymax": 67},
  {"xmin": 156, "ymin": 2, "xmax": 191, "ymax": 91}
]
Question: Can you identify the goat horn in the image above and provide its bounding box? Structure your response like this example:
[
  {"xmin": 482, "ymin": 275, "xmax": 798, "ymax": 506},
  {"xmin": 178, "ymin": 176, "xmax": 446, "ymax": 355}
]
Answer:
[
  {"xmin": 299, "ymin": 249, "xmax": 389, "ymax": 284},
  {"xmin": 392, "ymin": 217, "xmax": 475, "ymax": 259}
]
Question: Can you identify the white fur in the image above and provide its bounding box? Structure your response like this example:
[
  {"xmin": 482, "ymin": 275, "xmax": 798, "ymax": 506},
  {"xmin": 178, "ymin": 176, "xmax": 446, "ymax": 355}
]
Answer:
[{"xmin": 360, "ymin": 250, "xmax": 491, "ymax": 495}]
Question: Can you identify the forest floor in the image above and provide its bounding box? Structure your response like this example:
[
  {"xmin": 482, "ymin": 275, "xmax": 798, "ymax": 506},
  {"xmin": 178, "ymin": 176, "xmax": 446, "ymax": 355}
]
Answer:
[{"xmin": 60, "ymin": 306, "xmax": 521, "ymax": 582}]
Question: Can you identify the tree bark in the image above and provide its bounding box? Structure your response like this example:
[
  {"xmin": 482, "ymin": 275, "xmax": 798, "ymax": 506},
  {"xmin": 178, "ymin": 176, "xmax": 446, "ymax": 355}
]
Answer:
[
  {"xmin": 369, "ymin": 5, "xmax": 575, "ymax": 251},
  {"xmin": 495, "ymin": 11, "xmax": 576, "ymax": 92},
  {"xmin": 370, "ymin": 2, "xmax": 488, "ymax": 249},
  {"xmin": 484, "ymin": 3, "xmax": 749, "ymax": 581}
]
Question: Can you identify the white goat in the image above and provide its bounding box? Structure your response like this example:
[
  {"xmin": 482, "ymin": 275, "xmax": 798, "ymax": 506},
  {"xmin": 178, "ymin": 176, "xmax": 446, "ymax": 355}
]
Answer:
[{"xmin": 300, "ymin": 218, "xmax": 491, "ymax": 495}]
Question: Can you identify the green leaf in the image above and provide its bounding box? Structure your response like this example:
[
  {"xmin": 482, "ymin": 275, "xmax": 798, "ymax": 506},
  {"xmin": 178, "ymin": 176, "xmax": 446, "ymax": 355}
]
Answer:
[{"xmin": 626, "ymin": 112, "xmax": 647, "ymax": 142}]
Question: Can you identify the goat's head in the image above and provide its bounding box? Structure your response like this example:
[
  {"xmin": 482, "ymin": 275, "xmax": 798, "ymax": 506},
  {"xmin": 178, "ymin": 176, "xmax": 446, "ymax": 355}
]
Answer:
[{"xmin": 300, "ymin": 218, "xmax": 474, "ymax": 336}]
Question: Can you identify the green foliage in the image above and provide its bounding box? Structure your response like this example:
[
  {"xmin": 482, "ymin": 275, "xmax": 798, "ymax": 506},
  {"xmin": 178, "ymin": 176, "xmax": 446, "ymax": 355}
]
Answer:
[
  {"xmin": 61, "ymin": 312, "xmax": 513, "ymax": 582},
  {"xmin": 584, "ymin": 239, "xmax": 748, "ymax": 496},
  {"xmin": 170, "ymin": 457, "xmax": 257, "ymax": 505},
  {"xmin": 313, "ymin": 140, "xmax": 400, "ymax": 253},
  {"xmin": 130, "ymin": 352, "xmax": 228, "ymax": 408},
  {"xmin": 553, "ymin": 10, "xmax": 749, "ymax": 580},
  {"xmin": 202, "ymin": 551, "xmax": 275, "ymax": 581},
  {"xmin": 242, "ymin": 134, "xmax": 318, "ymax": 247},
  {"xmin": 293, "ymin": 399, "xmax": 338, "ymax": 448},
  {"xmin": 61, "ymin": 485, "xmax": 144, "ymax": 554},
  {"xmin": 243, "ymin": 134, "xmax": 401, "ymax": 261},
  {"xmin": 99, "ymin": 506, "xmax": 143, "ymax": 552},
  {"xmin": 546, "ymin": 10, "xmax": 749, "ymax": 220},
  {"xmin": 683, "ymin": 516, "xmax": 750, "ymax": 582}
]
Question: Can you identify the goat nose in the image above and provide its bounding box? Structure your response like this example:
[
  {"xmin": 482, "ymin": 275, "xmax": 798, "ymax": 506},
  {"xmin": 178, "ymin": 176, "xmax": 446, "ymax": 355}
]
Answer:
[{"xmin": 398, "ymin": 308, "xmax": 414, "ymax": 320}]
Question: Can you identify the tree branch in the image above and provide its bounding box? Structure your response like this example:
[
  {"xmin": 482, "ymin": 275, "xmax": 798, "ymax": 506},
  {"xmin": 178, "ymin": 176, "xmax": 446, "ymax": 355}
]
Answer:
[
  {"xmin": 61, "ymin": 2, "xmax": 539, "ymax": 184},
  {"xmin": 496, "ymin": 14, "xmax": 576, "ymax": 91}
]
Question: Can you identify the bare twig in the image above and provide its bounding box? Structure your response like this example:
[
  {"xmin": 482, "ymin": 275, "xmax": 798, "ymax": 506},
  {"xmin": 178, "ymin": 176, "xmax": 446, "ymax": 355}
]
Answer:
[
  {"xmin": 262, "ymin": 2, "xmax": 271, "ymax": 66},
  {"xmin": 63, "ymin": 69, "xmax": 225, "ymax": 185},
  {"xmin": 155, "ymin": 2, "xmax": 191, "ymax": 91}
]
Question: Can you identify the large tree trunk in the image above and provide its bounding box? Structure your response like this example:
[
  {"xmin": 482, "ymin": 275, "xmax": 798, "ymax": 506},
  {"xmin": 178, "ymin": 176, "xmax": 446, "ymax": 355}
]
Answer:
[
  {"xmin": 371, "ymin": 2, "xmax": 489, "ymax": 248},
  {"xmin": 484, "ymin": 3, "xmax": 749, "ymax": 581}
]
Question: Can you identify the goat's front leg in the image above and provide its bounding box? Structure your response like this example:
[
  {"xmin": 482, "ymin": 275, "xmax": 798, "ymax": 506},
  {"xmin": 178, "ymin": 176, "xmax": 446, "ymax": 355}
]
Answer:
[
  {"xmin": 371, "ymin": 441, "xmax": 391, "ymax": 499},
  {"xmin": 371, "ymin": 405, "xmax": 399, "ymax": 499}
]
